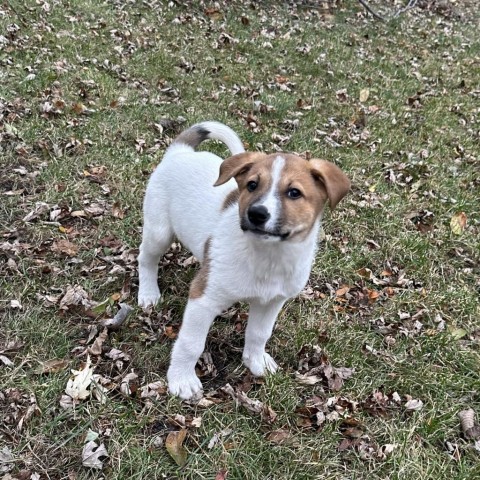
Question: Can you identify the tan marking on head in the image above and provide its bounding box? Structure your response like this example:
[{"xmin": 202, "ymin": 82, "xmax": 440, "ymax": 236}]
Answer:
[
  {"xmin": 221, "ymin": 189, "xmax": 240, "ymax": 211},
  {"xmin": 215, "ymin": 152, "xmax": 350, "ymax": 242},
  {"xmin": 189, "ymin": 238, "xmax": 212, "ymax": 299}
]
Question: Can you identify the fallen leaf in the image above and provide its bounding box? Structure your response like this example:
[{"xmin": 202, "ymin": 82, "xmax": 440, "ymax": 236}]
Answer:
[
  {"xmin": 450, "ymin": 212, "xmax": 467, "ymax": 235},
  {"xmin": 0, "ymin": 446, "xmax": 14, "ymax": 473},
  {"xmin": 405, "ymin": 398, "xmax": 424, "ymax": 411},
  {"xmin": 215, "ymin": 470, "xmax": 228, "ymax": 480},
  {"xmin": 59, "ymin": 285, "xmax": 93, "ymax": 311},
  {"xmin": 448, "ymin": 326, "xmax": 468, "ymax": 340},
  {"xmin": 34, "ymin": 359, "xmax": 68, "ymax": 374},
  {"xmin": 89, "ymin": 328, "xmax": 108, "ymax": 356},
  {"xmin": 165, "ymin": 429, "xmax": 188, "ymax": 467},
  {"xmin": 0, "ymin": 355, "xmax": 14, "ymax": 367},
  {"xmin": 82, "ymin": 441, "xmax": 108, "ymax": 469},
  {"xmin": 458, "ymin": 408, "xmax": 480, "ymax": 439},
  {"xmin": 51, "ymin": 239, "xmax": 79, "ymax": 257},
  {"xmin": 120, "ymin": 372, "xmax": 139, "ymax": 396},
  {"xmin": 359, "ymin": 88, "xmax": 370, "ymax": 103},
  {"xmin": 140, "ymin": 380, "xmax": 168, "ymax": 400},
  {"xmin": 221, "ymin": 384, "xmax": 277, "ymax": 423},
  {"xmin": 64, "ymin": 356, "xmax": 94, "ymax": 401},
  {"xmin": 267, "ymin": 429, "xmax": 291, "ymax": 445}
]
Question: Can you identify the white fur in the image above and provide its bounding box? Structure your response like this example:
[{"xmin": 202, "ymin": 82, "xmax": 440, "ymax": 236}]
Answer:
[
  {"xmin": 138, "ymin": 122, "xmax": 321, "ymax": 400},
  {"xmin": 256, "ymin": 156, "xmax": 285, "ymax": 232}
]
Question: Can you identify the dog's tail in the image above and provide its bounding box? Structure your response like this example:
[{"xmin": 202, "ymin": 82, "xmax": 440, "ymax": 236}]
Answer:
[{"xmin": 170, "ymin": 121, "xmax": 245, "ymax": 155}]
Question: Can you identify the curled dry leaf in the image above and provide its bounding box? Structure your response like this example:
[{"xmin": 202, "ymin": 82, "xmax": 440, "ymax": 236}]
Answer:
[
  {"xmin": 296, "ymin": 345, "xmax": 354, "ymax": 391},
  {"xmin": 267, "ymin": 429, "xmax": 292, "ymax": 445},
  {"xmin": 458, "ymin": 408, "xmax": 480, "ymax": 439},
  {"xmin": 89, "ymin": 328, "xmax": 108, "ymax": 356},
  {"xmin": 207, "ymin": 428, "xmax": 232, "ymax": 449},
  {"xmin": 405, "ymin": 398, "xmax": 424, "ymax": 411},
  {"xmin": 450, "ymin": 212, "xmax": 467, "ymax": 235},
  {"xmin": 0, "ymin": 355, "xmax": 14, "ymax": 367},
  {"xmin": 51, "ymin": 239, "xmax": 79, "ymax": 257},
  {"xmin": 59, "ymin": 285, "xmax": 93, "ymax": 311},
  {"xmin": 221, "ymin": 383, "xmax": 277, "ymax": 423},
  {"xmin": 140, "ymin": 380, "xmax": 167, "ymax": 400},
  {"xmin": 64, "ymin": 355, "xmax": 94, "ymax": 402},
  {"xmin": 22, "ymin": 202, "xmax": 50, "ymax": 222},
  {"xmin": 120, "ymin": 372, "xmax": 139, "ymax": 396},
  {"xmin": 34, "ymin": 359, "xmax": 69, "ymax": 375},
  {"xmin": 0, "ymin": 446, "xmax": 14, "ymax": 473},
  {"xmin": 165, "ymin": 428, "xmax": 188, "ymax": 467},
  {"xmin": 82, "ymin": 441, "xmax": 109, "ymax": 470}
]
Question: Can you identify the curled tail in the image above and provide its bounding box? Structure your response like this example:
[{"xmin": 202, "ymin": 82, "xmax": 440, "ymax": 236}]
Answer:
[{"xmin": 171, "ymin": 121, "xmax": 245, "ymax": 156}]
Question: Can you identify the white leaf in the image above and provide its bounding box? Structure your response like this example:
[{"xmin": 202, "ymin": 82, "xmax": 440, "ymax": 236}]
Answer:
[
  {"xmin": 82, "ymin": 441, "xmax": 108, "ymax": 469},
  {"xmin": 65, "ymin": 356, "xmax": 94, "ymax": 401},
  {"xmin": 405, "ymin": 398, "xmax": 424, "ymax": 411}
]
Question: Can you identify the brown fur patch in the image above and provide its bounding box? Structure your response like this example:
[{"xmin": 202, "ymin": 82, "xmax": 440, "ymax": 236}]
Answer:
[
  {"xmin": 189, "ymin": 238, "xmax": 212, "ymax": 299},
  {"xmin": 215, "ymin": 151, "xmax": 349, "ymax": 241},
  {"xmin": 221, "ymin": 189, "xmax": 240, "ymax": 210},
  {"xmin": 174, "ymin": 125, "xmax": 209, "ymax": 149}
]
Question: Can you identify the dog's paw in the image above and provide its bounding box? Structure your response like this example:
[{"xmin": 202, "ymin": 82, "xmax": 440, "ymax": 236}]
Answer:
[
  {"xmin": 243, "ymin": 351, "xmax": 278, "ymax": 377},
  {"xmin": 138, "ymin": 287, "xmax": 161, "ymax": 308},
  {"xmin": 167, "ymin": 369, "xmax": 203, "ymax": 400}
]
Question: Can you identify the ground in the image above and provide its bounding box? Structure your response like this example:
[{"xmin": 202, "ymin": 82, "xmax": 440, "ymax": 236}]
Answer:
[{"xmin": 1, "ymin": 1, "xmax": 479, "ymax": 479}]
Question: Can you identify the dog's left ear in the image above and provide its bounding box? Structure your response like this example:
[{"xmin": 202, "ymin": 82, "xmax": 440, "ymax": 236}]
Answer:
[
  {"xmin": 309, "ymin": 159, "xmax": 351, "ymax": 209},
  {"xmin": 214, "ymin": 152, "xmax": 265, "ymax": 187}
]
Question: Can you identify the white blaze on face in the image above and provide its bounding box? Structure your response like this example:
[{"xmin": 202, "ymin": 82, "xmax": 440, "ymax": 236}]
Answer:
[{"xmin": 258, "ymin": 156, "xmax": 285, "ymax": 231}]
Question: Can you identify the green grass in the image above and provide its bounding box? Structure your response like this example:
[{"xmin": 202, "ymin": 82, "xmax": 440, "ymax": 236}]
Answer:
[{"xmin": 1, "ymin": 1, "xmax": 479, "ymax": 479}]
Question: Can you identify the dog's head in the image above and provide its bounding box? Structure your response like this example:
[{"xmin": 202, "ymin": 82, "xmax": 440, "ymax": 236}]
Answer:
[{"xmin": 214, "ymin": 152, "xmax": 350, "ymax": 242}]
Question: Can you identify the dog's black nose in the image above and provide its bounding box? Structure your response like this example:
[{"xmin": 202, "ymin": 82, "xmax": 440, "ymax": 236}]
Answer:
[{"xmin": 248, "ymin": 205, "xmax": 270, "ymax": 226}]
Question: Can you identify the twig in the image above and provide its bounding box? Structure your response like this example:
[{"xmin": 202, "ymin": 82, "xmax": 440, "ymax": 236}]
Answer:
[
  {"xmin": 5, "ymin": 0, "xmax": 28, "ymax": 26},
  {"xmin": 357, "ymin": 0, "xmax": 386, "ymax": 21},
  {"xmin": 393, "ymin": 0, "xmax": 418, "ymax": 18}
]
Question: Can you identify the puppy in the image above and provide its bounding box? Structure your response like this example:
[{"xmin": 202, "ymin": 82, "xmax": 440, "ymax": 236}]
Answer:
[{"xmin": 138, "ymin": 121, "xmax": 350, "ymax": 400}]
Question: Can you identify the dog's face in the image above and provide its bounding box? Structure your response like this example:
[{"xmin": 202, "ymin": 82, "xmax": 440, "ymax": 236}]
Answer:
[{"xmin": 214, "ymin": 152, "xmax": 351, "ymax": 242}]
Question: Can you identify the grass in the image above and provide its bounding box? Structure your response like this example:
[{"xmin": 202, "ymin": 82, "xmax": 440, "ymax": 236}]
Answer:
[{"xmin": 1, "ymin": 1, "xmax": 479, "ymax": 479}]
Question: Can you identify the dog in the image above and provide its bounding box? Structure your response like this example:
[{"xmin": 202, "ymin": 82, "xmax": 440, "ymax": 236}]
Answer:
[{"xmin": 138, "ymin": 121, "xmax": 351, "ymax": 400}]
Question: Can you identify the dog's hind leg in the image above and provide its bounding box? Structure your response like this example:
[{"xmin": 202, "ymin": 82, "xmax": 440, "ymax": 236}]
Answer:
[
  {"xmin": 138, "ymin": 221, "xmax": 173, "ymax": 308},
  {"xmin": 242, "ymin": 299, "xmax": 285, "ymax": 377}
]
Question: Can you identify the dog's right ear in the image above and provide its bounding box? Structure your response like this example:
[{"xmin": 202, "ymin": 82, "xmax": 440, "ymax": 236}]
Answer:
[{"xmin": 214, "ymin": 152, "xmax": 264, "ymax": 186}]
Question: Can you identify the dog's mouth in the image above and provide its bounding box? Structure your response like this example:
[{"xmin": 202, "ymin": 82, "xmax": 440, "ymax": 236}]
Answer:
[{"xmin": 241, "ymin": 224, "xmax": 290, "ymax": 240}]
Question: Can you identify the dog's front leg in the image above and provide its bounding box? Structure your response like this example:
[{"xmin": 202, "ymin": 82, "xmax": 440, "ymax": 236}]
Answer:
[
  {"xmin": 167, "ymin": 297, "xmax": 225, "ymax": 400},
  {"xmin": 243, "ymin": 299, "xmax": 285, "ymax": 377}
]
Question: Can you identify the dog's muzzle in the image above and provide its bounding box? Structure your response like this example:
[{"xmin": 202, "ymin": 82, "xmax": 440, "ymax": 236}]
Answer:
[{"xmin": 240, "ymin": 205, "xmax": 290, "ymax": 240}]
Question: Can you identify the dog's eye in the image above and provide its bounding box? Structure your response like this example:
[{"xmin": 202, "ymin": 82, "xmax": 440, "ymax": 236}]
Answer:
[
  {"xmin": 247, "ymin": 181, "xmax": 258, "ymax": 192},
  {"xmin": 287, "ymin": 188, "xmax": 302, "ymax": 199}
]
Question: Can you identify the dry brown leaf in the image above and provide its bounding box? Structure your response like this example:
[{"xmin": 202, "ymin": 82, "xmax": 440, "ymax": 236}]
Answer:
[
  {"xmin": 165, "ymin": 429, "xmax": 188, "ymax": 467},
  {"xmin": 222, "ymin": 384, "xmax": 277, "ymax": 423},
  {"xmin": 59, "ymin": 285, "xmax": 93, "ymax": 311},
  {"xmin": 267, "ymin": 429, "xmax": 291, "ymax": 445},
  {"xmin": 34, "ymin": 359, "xmax": 68, "ymax": 375},
  {"xmin": 359, "ymin": 88, "xmax": 370, "ymax": 103},
  {"xmin": 458, "ymin": 408, "xmax": 480, "ymax": 439},
  {"xmin": 120, "ymin": 372, "xmax": 139, "ymax": 396},
  {"xmin": 51, "ymin": 239, "xmax": 79, "ymax": 257},
  {"xmin": 450, "ymin": 212, "xmax": 467, "ymax": 235},
  {"xmin": 89, "ymin": 328, "xmax": 108, "ymax": 356},
  {"xmin": 112, "ymin": 201, "xmax": 125, "ymax": 219}
]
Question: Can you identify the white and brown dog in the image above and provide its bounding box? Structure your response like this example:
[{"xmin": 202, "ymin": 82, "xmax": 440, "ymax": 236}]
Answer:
[{"xmin": 138, "ymin": 121, "xmax": 350, "ymax": 400}]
